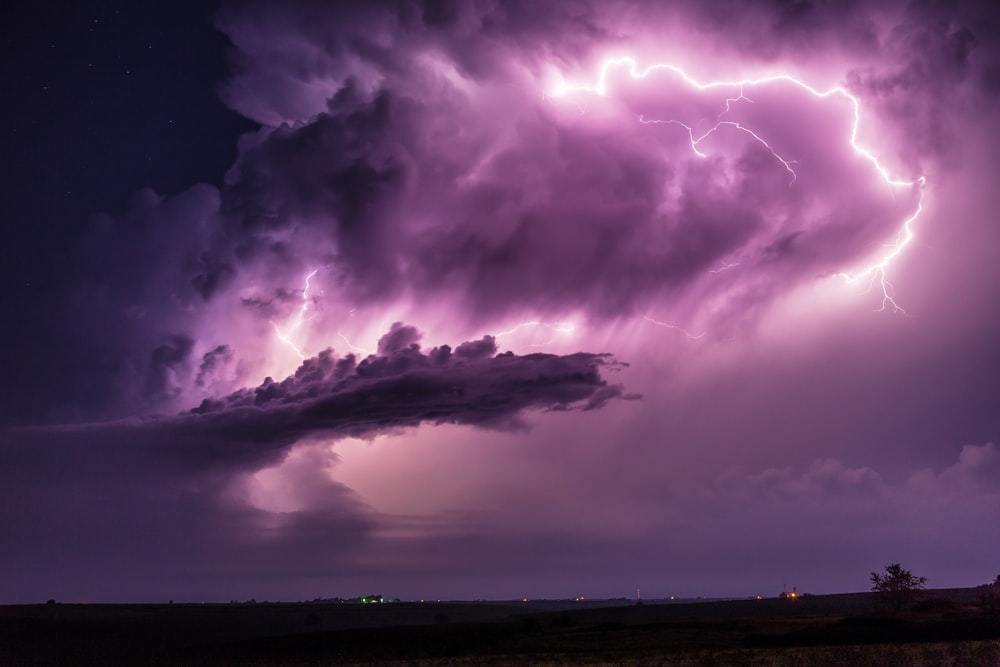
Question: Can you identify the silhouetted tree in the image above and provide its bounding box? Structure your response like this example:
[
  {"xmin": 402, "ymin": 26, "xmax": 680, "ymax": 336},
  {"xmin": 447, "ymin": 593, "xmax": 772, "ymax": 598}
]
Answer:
[
  {"xmin": 980, "ymin": 574, "xmax": 1000, "ymax": 615},
  {"xmin": 870, "ymin": 563, "xmax": 926, "ymax": 611}
]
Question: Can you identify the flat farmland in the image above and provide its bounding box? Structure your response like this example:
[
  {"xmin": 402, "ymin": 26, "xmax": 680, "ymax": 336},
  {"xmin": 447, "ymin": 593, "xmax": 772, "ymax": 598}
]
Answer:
[{"xmin": 2, "ymin": 589, "xmax": 998, "ymax": 666}]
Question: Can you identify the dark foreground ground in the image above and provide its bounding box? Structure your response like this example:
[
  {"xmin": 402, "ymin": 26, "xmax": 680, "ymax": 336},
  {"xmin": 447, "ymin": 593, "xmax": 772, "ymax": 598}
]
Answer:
[{"xmin": 2, "ymin": 589, "xmax": 999, "ymax": 666}]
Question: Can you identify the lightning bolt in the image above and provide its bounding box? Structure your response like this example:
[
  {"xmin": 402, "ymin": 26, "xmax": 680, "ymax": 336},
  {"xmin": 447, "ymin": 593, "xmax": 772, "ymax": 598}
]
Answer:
[
  {"xmin": 493, "ymin": 320, "xmax": 578, "ymax": 347},
  {"xmin": 709, "ymin": 259, "xmax": 740, "ymax": 274},
  {"xmin": 638, "ymin": 116, "xmax": 799, "ymax": 185},
  {"xmin": 337, "ymin": 331, "xmax": 373, "ymax": 356},
  {"xmin": 643, "ymin": 315, "xmax": 705, "ymax": 340},
  {"xmin": 271, "ymin": 267, "xmax": 321, "ymax": 361},
  {"xmin": 837, "ymin": 186, "xmax": 924, "ymax": 314},
  {"xmin": 551, "ymin": 57, "xmax": 926, "ymax": 314}
]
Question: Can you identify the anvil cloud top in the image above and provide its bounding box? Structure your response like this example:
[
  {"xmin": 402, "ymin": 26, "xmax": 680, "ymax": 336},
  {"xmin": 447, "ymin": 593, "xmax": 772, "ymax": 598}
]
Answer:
[{"xmin": 2, "ymin": 0, "xmax": 999, "ymax": 602}]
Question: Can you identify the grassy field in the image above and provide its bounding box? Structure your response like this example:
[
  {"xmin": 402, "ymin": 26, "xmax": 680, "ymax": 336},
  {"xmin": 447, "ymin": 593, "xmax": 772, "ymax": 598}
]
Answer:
[{"xmin": 2, "ymin": 589, "xmax": 998, "ymax": 666}]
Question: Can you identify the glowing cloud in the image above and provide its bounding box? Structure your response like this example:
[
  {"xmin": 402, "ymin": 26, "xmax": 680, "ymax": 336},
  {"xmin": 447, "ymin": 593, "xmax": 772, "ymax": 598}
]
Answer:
[
  {"xmin": 550, "ymin": 57, "xmax": 926, "ymax": 314},
  {"xmin": 271, "ymin": 267, "xmax": 321, "ymax": 361}
]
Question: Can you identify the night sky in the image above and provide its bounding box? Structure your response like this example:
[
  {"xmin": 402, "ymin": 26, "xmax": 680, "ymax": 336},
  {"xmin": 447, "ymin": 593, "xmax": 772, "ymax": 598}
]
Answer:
[{"xmin": 2, "ymin": 0, "xmax": 999, "ymax": 604}]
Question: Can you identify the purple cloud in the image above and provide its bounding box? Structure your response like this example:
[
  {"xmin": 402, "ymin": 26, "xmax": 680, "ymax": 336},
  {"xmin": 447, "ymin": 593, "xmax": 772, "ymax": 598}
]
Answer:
[
  {"xmin": 17, "ymin": 326, "xmax": 626, "ymax": 474},
  {"xmin": 45, "ymin": 0, "xmax": 995, "ymax": 419},
  {"xmin": 5, "ymin": 0, "xmax": 1000, "ymax": 604}
]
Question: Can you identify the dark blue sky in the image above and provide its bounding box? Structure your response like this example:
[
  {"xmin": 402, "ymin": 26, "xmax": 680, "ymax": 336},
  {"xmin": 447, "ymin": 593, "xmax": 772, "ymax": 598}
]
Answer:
[{"xmin": 1, "ymin": 1, "xmax": 256, "ymax": 423}]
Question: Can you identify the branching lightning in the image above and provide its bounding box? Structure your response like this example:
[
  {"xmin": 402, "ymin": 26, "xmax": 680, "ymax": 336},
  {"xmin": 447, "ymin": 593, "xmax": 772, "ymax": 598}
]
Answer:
[
  {"xmin": 266, "ymin": 60, "xmax": 923, "ymax": 362},
  {"xmin": 637, "ymin": 116, "xmax": 799, "ymax": 185},
  {"xmin": 709, "ymin": 259, "xmax": 740, "ymax": 274},
  {"xmin": 551, "ymin": 57, "xmax": 926, "ymax": 314},
  {"xmin": 271, "ymin": 268, "xmax": 321, "ymax": 361},
  {"xmin": 837, "ymin": 187, "xmax": 924, "ymax": 314}
]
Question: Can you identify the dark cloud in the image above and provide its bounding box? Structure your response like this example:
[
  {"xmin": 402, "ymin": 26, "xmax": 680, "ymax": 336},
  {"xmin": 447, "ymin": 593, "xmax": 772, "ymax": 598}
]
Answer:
[
  {"xmin": 144, "ymin": 334, "xmax": 195, "ymax": 401},
  {"xmin": 0, "ymin": 423, "xmax": 375, "ymax": 603},
  {"xmin": 843, "ymin": 3, "xmax": 994, "ymax": 168},
  {"xmin": 377, "ymin": 321, "xmax": 423, "ymax": 355},
  {"xmin": 685, "ymin": 0, "xmax": 880, "ymax": 60},
  {"xmin": 195, "ymin": 344, "xmax": 234, "ymax": 388},
  {"xmin": 0, "ymin": 327, "xmax": 625, "ymax": 601},
  {"xmin": 44, "ymin": 185, "xmax": 228, "ymax": 420},
  {"xmin": 191, "ymin": 251, "xmax": 235, "ymax": 300},
  {"xmin": 16, "ymin": 326, "xmax": 626, "ymax": 476},
  {"xmin": 215, "ymin": 0, "xmax": 609, "ymax": 124},
  {"xmin": 185, "ymin": 329, "xmax": 626, "ymax": 456}
]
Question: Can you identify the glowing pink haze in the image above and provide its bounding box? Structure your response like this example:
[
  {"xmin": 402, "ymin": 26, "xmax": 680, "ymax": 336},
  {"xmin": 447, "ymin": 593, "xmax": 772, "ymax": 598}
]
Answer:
[{"xmin": 2, "ymin": 0, "xmax": 999, "ymax": 604}]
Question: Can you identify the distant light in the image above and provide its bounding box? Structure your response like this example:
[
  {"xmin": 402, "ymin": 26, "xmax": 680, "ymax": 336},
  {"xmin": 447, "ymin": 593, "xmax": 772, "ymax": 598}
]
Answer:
[{"xmin": 522, "ymin": 598, "xmax": 528, "ymax": 603}]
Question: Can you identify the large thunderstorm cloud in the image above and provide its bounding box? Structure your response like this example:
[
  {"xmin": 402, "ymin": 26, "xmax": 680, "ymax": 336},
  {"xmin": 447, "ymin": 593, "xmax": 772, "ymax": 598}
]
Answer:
[
  {"xmin": 52, "ymin": 0, "xmax": 967, "ymax": 419},
  {"xmin": 7, "ymin": 0, "xmax": 1000, "ymax": 603}
]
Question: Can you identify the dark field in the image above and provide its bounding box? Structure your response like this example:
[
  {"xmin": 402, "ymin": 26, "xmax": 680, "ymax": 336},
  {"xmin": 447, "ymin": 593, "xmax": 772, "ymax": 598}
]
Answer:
[{"xmin": 2, "ymin": 589, "xmax": 999, "ymax": 666}]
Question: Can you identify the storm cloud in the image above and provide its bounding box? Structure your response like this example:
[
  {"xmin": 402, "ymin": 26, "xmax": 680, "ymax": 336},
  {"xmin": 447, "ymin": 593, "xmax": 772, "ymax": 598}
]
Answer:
[
  {"xmin": 3, "ymin": 0, "xmax": 1000, "ymax": 603},
  {"xmin": 11, "ymin": 326, "xmax": 627, "ymax": 475},
  {"xmin": 39, "ymin": 0, "xmax": 994, "ymax": 419},
  {"xmin": 0, "ymin": 326, "xmax": 627, "ymax": 600}
]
